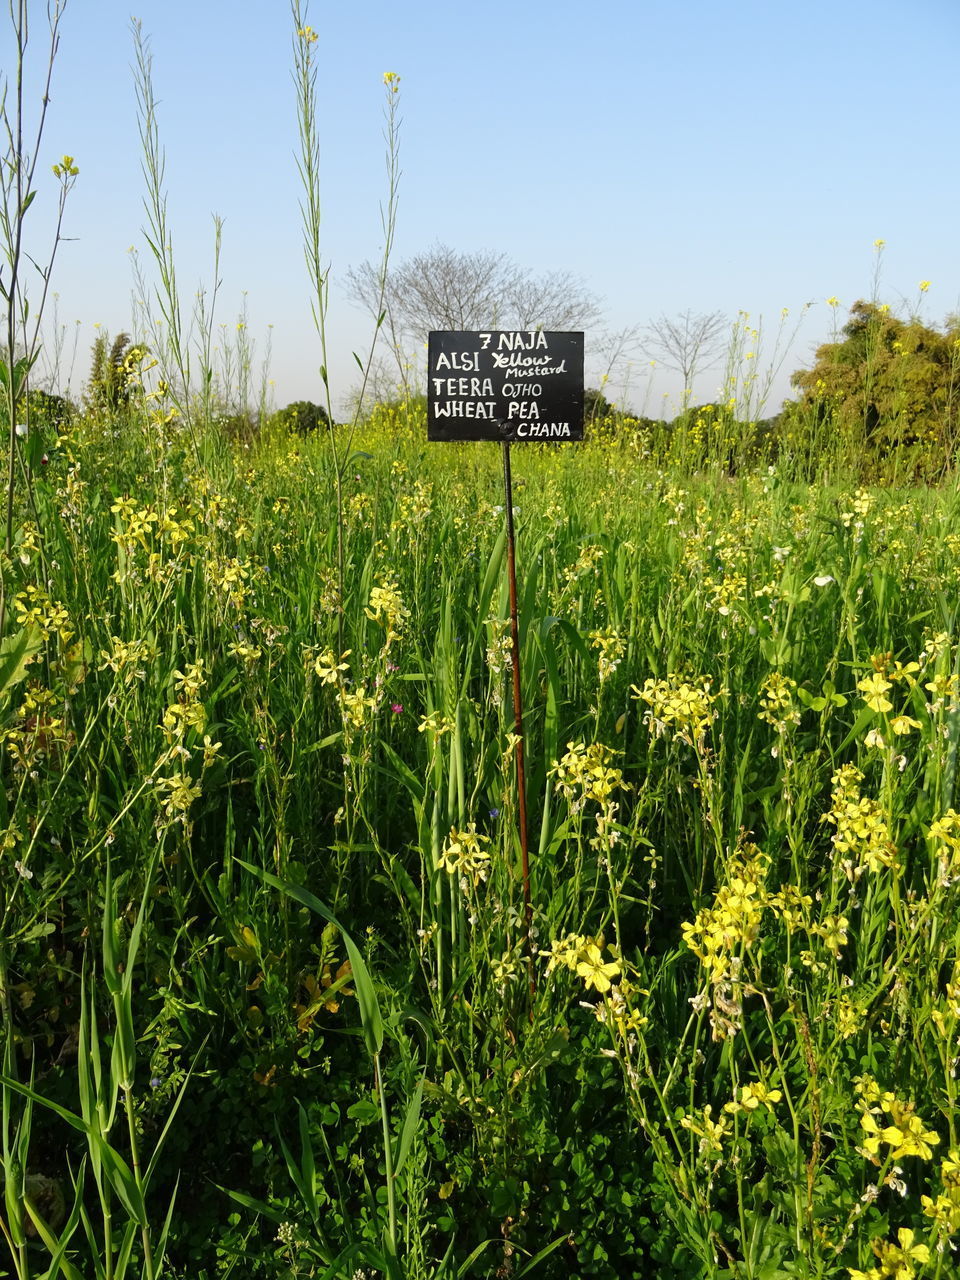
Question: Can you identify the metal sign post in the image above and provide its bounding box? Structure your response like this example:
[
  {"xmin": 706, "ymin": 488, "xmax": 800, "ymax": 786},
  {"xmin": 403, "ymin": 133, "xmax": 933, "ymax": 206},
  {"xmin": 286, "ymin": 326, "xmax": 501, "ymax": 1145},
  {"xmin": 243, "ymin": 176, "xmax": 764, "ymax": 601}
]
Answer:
[
  {"xmin": 501, "ymin": 438, "xmax": 533, "ymax": 956},
  {"xmin": 427, "ymin": 329, "xmax": 585, "ymax": 999}
]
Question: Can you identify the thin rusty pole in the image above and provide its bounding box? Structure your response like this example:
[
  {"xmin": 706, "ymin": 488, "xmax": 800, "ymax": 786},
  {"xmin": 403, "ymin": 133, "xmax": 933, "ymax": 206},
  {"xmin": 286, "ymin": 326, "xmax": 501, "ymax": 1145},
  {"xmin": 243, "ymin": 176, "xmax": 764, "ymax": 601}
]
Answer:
[{"xmin": 502, "ymin": 440, "xmax": 536, "ymax": 1000}]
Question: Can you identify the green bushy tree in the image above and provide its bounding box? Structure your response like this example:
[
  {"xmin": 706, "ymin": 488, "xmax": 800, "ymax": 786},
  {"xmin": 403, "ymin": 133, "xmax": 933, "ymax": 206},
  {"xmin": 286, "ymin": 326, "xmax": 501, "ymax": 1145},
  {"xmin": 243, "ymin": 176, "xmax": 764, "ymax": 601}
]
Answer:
[
  {"xmin": 269, "ymin": 399, "xmax": 332, "ymax": 435},
  {"xmin": 787, "ymin": 300, "xmax": 960, "ymax": 477},
  {"xmin": 25, "ymin": 387, "xmax": 73, "ymax": 432}
]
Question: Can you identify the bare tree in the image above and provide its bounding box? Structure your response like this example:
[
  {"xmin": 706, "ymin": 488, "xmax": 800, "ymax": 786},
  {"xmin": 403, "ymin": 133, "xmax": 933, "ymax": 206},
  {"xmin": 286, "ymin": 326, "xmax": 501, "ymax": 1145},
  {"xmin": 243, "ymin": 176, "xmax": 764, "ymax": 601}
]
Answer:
[
  {"xmin": 507, "ymin": 267, "xmax": 601, "ymax": 331},
  {"xmin": 590, "ymin": 323, "xmax": 644, "ymax": 404},
  {"xmin": 642, "ymin": 309, "xmax": 729, "ymax": 405},
  {"xmin": 346, "ymin": 243, "xmax": 601, "ymax": 383}
]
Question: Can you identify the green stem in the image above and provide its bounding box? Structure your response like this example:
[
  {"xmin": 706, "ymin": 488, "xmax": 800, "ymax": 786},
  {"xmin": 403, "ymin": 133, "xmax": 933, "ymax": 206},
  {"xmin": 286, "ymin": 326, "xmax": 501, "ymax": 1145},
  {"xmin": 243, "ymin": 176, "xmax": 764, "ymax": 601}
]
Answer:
[
  {"xmin": 123, "ymin": 1087, "xmax": 155, "ymax": 1280},
  {"xmin": 374, "ymin": 1051, "xmax": 398, "ymax": 1263},
  {"xmin": 0, "ymin": 949, "xmax": 28, "ymax": 1280},
  {"xmin": 102, "ymin": 1183, "xmax": 114, "ymax": 1280}
]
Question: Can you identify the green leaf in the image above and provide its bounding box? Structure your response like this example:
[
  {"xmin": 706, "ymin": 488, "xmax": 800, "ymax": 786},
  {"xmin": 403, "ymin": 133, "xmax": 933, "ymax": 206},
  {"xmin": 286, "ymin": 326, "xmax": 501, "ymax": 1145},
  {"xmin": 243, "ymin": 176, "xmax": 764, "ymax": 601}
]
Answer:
[
  {"xmin": 456, "ymin": 1239, "xmax": 496, "ymax": 1276},
  {"xmin": 3, "ymin": 1158, "xmax": 26, "ymax": 1248},
  {"xmin": 152, "ymin": 1172, "xmax": 181, "ymax": 1277},
  {"xmin": 112, "ymin": 1000, "xmax": 136, "ymax": 1092},
  {"xmin": 515, "ymin": 1233, "xmax": 570, "ymax": 1276},
  {"xmin": 25, "ymin": 426, "xmax": 48, "ymax": 469},
  {"xmin": 13, "ymin": 352, "xmax": 38, "ymax": 397},
  {"xmin": 101, "ymin": 860, "xmax": 121, "ymax": 996},
  {"xmin": 122, "ymin": 852, "xmax": 154, "ymax": 988},
  {"xmin": 22, "ymin": 1195, "xmax": 85, "ymax": 1280},
  {"xmin": 0, "ymin": 1073, "xmax": 89, "ymax": 1135},
  {"xmin": 378, "ymin": 741, "xmax": 425, "ymax": 808},
  {"xmin": 19, "ymin": 920, "xmax": 57, "ymax": 942},
  {"xmin": 214, "ymin": 1184, "xmax": 287, "ymax": 1225},
  {"xmin": 0, "ymin": 625, "xmax": 42, "ymax": 702},
  {"xmin": 36, "ymin": 1158, "xmax": 88, "ymax": 1280},
  {"xmin": 299, "ymin": 731, "xmax": 344, "ymax": 756},
  {"xmin": 392, "ymin": 1069, "xmax": 425, "ymax": 1179},
  {"xmin": 822, "ymin": 680, "xmax": 847, "ymax": 707},
  {"xmin": 113, "ymin": 1220, "xmax": 138, "ymax": 1278},
  {"xmin": 76, "ymin": 980, "xmax": 97, "ymax": 1132},
  {"xmin": 346, "ymin": 1097, "xmax": 380, "ymax": 1125},
  {"xmin": 296, "ymin": 1101, "xmax": 318, "ymax": 1217},
  {"xmin": 95, "ymin": 1136, "xmax": 145, "ymax": 1226},
  {"xmin": 318, "ymin": 1243, "xmax": 377, "ymax": 1280}
]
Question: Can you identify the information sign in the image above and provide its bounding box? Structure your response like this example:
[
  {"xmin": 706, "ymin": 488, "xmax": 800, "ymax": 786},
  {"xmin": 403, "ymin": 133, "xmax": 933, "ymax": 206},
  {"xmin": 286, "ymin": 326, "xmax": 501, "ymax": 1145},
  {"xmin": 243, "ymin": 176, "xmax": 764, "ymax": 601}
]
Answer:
[{"xmin": 427, "ymin": 330, "xmax": 584, "ymax": 442}]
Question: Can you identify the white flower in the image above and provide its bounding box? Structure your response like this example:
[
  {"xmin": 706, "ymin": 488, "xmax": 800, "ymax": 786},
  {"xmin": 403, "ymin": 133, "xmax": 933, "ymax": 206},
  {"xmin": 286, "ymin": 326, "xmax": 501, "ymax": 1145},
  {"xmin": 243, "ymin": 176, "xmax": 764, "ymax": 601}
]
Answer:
[{"xmin": 813, "ymin": 575, "xmax": 834, "ymax": 587}]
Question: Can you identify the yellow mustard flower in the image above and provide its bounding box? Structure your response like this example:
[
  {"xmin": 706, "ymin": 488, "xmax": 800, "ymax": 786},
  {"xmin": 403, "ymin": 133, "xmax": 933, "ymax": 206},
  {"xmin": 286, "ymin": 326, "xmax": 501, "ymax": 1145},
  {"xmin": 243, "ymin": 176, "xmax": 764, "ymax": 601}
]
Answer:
[
  {"xmin": 724, "ymin": 1081, "xmax": 782, "ymax": 1115},
  {"xmin": 858, "ymin": 673, "xmax": 893, "ymax": 714},
  {"xmin": 314, "ymin": 649, "xmax": 350, "ymax": 684},
  {"xmin": 861, "ymin": 1100, "xmax": 940, "ymax": 1161},
  {"xmin": 576, "ymin": 943, "xmax": 622, "ymax": 994},
  {"xmin": 437, "ymin": 824, "xmax": 491, "ymax": 887},
  {"xmin": 890, "ymin": 715, "xmax": 922, "ymax": 736}
]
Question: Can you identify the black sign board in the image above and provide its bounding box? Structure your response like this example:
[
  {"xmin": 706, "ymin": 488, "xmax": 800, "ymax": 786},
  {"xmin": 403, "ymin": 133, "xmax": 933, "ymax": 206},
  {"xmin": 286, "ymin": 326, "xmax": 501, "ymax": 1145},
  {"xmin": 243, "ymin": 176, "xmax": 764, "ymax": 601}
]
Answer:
[{"xmin": 427, "ymin": 330, "xmax": 584, "ymax": 442}]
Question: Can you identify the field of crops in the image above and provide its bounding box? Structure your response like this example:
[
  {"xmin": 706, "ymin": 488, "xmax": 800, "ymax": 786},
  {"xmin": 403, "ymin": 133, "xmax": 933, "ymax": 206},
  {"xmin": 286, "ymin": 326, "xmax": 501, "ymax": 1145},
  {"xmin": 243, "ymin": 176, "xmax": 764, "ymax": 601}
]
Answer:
[{"xmin": 0, "ymin": 397, "xmax": 959, "ymax": 1280}]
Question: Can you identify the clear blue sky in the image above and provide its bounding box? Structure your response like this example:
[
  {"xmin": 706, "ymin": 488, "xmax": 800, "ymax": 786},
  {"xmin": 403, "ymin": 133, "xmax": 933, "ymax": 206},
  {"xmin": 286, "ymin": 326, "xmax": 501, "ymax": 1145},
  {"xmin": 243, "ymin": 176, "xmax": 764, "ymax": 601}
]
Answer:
[{"xmin": 9, "ymin": 0, "xmax": 960, "ymax": 418}]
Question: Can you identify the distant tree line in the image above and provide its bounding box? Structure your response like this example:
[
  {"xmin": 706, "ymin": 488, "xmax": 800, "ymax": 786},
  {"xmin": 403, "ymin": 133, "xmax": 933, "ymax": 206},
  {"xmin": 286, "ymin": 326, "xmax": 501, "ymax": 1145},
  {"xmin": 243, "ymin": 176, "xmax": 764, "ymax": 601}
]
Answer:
[
  {"xmin": 586, "ymin": 301, "xmax": 960, "ymax": 481},
  {"xmin": 18, "ymin": 284, "xmax": 960, "ymax": 483}
]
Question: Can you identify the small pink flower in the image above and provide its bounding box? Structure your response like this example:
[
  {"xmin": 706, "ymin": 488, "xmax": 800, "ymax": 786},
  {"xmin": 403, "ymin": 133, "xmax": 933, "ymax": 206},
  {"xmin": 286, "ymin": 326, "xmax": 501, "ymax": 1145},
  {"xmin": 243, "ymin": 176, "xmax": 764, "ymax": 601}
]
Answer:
[{"xmin": 391, "ymin": 703, "xmax": 403, "ymax": 714}]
